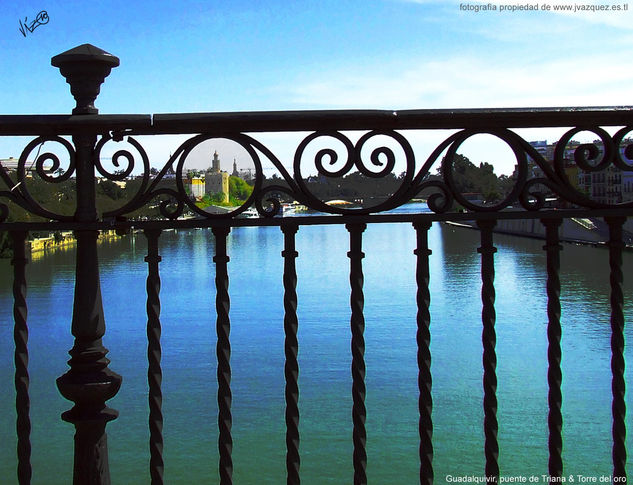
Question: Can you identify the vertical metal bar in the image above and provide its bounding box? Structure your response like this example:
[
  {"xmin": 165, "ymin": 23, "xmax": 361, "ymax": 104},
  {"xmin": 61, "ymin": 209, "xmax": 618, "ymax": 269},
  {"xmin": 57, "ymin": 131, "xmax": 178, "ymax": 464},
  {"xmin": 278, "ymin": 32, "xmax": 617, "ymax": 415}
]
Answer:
[
  {"xmin": 281, "ymin": 223, "xmax": 300, "ymax": 485},
  {"xmin": 11, "ymin": 230, "xmax": 31, "ymax": 485},
  {"xmin": 605, "ymin": 216, "xmax": 627, "ymax": 481},
  {"xmin": 144, "ymin": 229, "xmax": 164, "ymax": 485},
  {"xmin": 476, "ymin": 220, "xmax": 499, "ymax": 483},
  {"xmin": 213, "ymin": 226, "xmax": 233, "ymax": 485},
  {"xmin": 346, "ymin": 223, "xmax": 367, "ymax": 485},
  {"xmin": 56, "ymin": 134, "xmax": 121, "ymax": 485},
  {"xmin": 413, "ymin": 219, "xmax": 433, "ymax": 485},
  {"xmin": 51, "ymin": 45, "xmax": 121, "ymax": 485},
  {"xmin": 542, "ymin": 218, "xmax": 563, "ymax": 478}
]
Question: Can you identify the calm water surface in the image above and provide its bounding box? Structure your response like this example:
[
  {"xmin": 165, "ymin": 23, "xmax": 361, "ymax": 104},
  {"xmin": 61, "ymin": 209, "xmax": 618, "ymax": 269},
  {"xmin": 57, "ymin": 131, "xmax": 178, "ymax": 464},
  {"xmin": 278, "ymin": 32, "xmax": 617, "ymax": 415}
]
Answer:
[{"xmin": 0, "ymin": 205, "xmax": 632, "ymax": 484}]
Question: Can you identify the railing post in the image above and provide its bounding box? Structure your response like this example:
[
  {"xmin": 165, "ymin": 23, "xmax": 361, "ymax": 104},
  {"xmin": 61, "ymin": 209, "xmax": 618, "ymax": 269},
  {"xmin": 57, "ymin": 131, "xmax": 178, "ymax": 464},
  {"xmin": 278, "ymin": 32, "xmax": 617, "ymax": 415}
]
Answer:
[
  {"xmin": 413, "ymin": 219, "xmax": 433, "ymax": 485},
  {"xmin": 11, "ymin": 230, "xmax": 32, "ymax": 485},
  {"xmin": 477, "ymin": 219, "xmax": 499, "ymax": 483},
  {"xmin": 541, "ymin": 218, "xmax": 563, "ymax": 478},
  {"xmin": 346, "ymin": 222, "xmax": 367, "ymax": 485},
  {"xmin": 52, "ymin": 44, "xmax": 122, "ymax": 485},
  {"xmin": 144, "ymin": 229, "xmax": 164, "ymax": 485},
  {"xmin": 213, "ymin": 226, "xmax": 233, "ymax": 485},
  {"xmin": 281, "ymin": 223, "xmax": 300, "ymax": 485},
  {"xmin": 605, "ymin": 216, "xmax": 627, "ymax": 481}
]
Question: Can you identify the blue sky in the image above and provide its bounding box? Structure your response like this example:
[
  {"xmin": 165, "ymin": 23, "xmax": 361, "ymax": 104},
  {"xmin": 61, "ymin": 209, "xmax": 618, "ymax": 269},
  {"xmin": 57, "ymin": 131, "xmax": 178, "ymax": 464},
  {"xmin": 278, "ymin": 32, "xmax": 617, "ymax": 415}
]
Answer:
[{"xmin": 1, "ymin": 0, "xmax": 632, "ymax": 175}]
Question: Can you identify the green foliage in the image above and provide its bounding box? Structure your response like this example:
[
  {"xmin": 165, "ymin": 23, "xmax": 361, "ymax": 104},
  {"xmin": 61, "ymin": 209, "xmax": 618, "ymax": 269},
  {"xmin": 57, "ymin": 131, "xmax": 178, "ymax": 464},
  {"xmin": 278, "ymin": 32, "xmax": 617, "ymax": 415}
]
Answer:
[
  {"xmin": 262, "ymin": 171, "xmax": 403, "ymax": 203},
  {"xmin": 97, "ymin": 180, "xmax": 125, "ymax": 200},
  {"xmin": 0, "ymin": 155, "xmax": 512, "ymax": 226},
  {"xmin": 229, "ymin": 176, "xmax": 253, "ymax": 200},
  {"xmin": 210, "ymin": 192, "xmax": 227, "ymax": 204},
  {"xmin": 195, "ymin": 177, "xmax": 254, "ymax": 209},
  {"xmin": 437, "ymin": 154, "xmax": 508, "ymax": 202},
  {"xmin": 1, "ymin": 177, "xmax": 77, "ymax": 222}
]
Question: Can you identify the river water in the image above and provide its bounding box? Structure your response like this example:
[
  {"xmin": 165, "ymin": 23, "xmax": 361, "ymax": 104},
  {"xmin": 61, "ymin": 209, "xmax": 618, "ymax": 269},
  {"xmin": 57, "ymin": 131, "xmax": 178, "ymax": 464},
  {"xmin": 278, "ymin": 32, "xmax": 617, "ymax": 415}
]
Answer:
[{"xmin": 0, "ymin": 204, "xmax": 631, "ymax": 484}]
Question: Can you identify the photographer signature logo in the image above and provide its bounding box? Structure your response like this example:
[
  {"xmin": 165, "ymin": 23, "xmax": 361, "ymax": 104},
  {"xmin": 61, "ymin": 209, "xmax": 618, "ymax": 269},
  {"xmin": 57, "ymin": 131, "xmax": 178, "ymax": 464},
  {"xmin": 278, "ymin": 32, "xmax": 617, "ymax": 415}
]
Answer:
[{"xmin": 19, "ymin": 10, "xmax": 49, "ymax": 37}]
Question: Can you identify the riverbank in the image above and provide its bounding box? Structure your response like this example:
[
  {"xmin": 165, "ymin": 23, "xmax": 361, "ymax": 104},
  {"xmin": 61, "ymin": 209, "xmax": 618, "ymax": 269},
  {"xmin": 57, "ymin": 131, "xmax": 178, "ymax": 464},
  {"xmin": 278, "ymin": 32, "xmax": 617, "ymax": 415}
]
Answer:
[
  {"xmin": 445, "ymin": 216, "xmax": 633, "ymax": 249},
  {"xmin": 28, "ymin": 230, "xmax": 124, "ymax": 261}
]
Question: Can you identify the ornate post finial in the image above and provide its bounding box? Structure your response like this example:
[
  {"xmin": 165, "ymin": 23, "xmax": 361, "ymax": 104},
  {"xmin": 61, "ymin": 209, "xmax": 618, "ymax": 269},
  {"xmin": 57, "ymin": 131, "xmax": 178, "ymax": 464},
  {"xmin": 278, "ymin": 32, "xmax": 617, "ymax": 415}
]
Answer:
[
  {"xmin": 52, "ymin": 43, "xmax": 122, "ymax": 484},
  {"xmin": 51, "ymin": 44, "xmax": 119, "ymax": 115}
]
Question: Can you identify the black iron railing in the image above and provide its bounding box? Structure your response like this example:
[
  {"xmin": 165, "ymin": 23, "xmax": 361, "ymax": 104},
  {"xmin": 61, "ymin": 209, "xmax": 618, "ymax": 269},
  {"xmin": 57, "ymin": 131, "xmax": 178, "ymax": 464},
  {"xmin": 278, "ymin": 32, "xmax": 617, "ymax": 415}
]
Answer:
[{"xmin": 0, "ymin": 44, "xmax": 631, "ymax": 485}]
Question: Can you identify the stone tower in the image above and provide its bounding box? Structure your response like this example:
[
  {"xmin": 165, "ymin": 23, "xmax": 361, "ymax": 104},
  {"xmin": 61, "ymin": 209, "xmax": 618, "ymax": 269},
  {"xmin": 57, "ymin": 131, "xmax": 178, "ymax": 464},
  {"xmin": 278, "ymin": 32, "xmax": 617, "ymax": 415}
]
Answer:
[
  {"xmin": 205, "ymin": 150, "xmax": 229, "ymax": 203},
  {"xmin": 212, "ymin": 150, "xmax": 221, "ymax": 173}
]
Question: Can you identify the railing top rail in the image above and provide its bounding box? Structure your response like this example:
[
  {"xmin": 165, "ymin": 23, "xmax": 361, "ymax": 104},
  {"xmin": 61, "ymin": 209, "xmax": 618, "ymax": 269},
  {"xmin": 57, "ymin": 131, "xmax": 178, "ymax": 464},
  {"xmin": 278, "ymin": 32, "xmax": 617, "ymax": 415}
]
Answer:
[
  {"xmin": 0, "ymin": 106, "xmax": 632, "ymax": 135},
  {"xmin": 0, "ymin": 114, "xmax": 151, "ymax": 136},
  {"xmin": 2, "ymin": 43, "xmax": 633, "ymax": 229},
  {"xmin": 150, "ymin": 106, "xmax": 633, "ymax": 133}
]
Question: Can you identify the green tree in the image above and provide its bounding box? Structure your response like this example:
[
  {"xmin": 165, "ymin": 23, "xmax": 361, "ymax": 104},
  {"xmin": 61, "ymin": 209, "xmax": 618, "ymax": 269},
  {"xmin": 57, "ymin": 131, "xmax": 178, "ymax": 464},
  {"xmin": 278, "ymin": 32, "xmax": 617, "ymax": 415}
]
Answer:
[
  {"xmin": 97, "ymin": 180, "xmax": 125, "ymax": 200},
  {"xmin": 229, "ymin": 176, "xmax": 253, "ymax": 200},
  {"xmin": 437, "ymin": 154, "xmax": 504, "ymax": 202}
]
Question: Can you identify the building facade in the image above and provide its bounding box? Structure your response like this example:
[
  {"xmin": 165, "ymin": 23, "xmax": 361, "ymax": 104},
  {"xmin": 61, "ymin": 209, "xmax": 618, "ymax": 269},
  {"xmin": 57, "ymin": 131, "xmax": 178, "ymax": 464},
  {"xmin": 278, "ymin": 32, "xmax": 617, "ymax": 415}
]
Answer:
[
  {"xmin": 527, "ymin": 139, "xmax": 633, "ymax": 204},
  {"xmin": 205, "ymin": 150, "xmax": 229, "ymax": 203},
  {"xmin": 184, "ymin": 177, "xmax": 205, "ymax": 199}
]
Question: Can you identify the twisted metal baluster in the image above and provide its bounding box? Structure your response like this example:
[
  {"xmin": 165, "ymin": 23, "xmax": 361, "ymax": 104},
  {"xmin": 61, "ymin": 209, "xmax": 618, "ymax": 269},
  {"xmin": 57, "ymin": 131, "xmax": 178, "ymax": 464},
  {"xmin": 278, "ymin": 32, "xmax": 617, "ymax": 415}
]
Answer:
[
  {"xmin": 542, "ymin": 218, "xmax": 563, "ymax": 478},
  {"xmin": 477, "ymin": 220, "xmax": 499, "ymax": 483},
  {"xmin": 281, "ymin": 223, "xmax": 301, "ymax": 485},
  {"xmin": 346, "ymin": 223, "xmax": 367, "ymax": 485},
  {"xmin": 606, "ymin": 217, "xmax": 627, "ymax": 481},
  {"xmin": 144, "ymin": 229, "xmax": 164, "ymax": 485},
  {"xmin": 11, "ymin": 230, "xmax": 31, "ymax": 485},
  {"xmin": 213, "ymin": 226, "xmax": 233, "ymax": 485},
  {"xmin": 413, "ymin": 219, "xmax": 433, "ymax": 485}
]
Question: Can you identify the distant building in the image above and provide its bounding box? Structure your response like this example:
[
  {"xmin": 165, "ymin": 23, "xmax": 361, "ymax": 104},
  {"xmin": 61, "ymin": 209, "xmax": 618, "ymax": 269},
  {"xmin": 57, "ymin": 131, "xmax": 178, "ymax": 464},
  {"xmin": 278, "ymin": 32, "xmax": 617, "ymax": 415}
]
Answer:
[
  {"xmin": 527, "ymin": 139, "xmax": 633, "ymax": 205},
  {"xmin": 0, "ymin": 156, "xmax": 53, "ymax": 176},
  {"xmin": 0, "ymin": 157, "xmax": 20, "ymax": 171},
  {"xmin": 623, "ymin": 171, "xmax": 633, "ymax": 202},
  {"xmin": 164, "ymin": 158, "xmax": 176, "ymax": 179},
  {"xmin": 205, "ymin": 150, "xmax": 229, "ymax": 203},
  {"xmin": 184, "ymin": 177, "xmax": 205, "ymax": 199},
  {"xmin": 241, "ymin": 168, "xmax": 255, "ymax": 183},
  {"xmin": 529, "ymin": 140, "xmax": 551, "ymax": 161},
  {"xmin": 230, "ymin": 159, "xmax": 254, "ymax": 183}
]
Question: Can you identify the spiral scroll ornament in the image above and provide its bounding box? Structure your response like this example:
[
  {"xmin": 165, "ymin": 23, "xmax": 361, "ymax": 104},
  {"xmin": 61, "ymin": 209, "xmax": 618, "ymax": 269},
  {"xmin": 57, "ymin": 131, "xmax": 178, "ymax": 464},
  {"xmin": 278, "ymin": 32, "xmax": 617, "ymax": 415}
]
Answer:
[
  {"xmin": 546, "ymin": 127, "xmax": 633, "ymax": 209},
  {"xmin": 415, "ymin": 180, "xmax": 453, "ymax": 214},
  {"xmin": 612, "ymin": 126, "xmax": 633, "ymax": 171},
  {"xmin": 95, "ymin": 135, "xmax": 147, "ymax": 181},
  {"xmin": 406, "ymin": 129, "xmax": 533, "ymax": 213},
  {"xmin": 292, "ymin": 130, "xmax": 416, "ymax": 215},
  {"xmin": 254, "ymin": 185, "xmax": 289, "ymax": 218},
  {"xmin": 0, "ymin": 136, "xmax": 77, "ymax": 221},
  {"xmin": 167, "ymin": 134, "xmax": 267, "ymax": 219},
  {"xmin": 442, "ymin": 130, "xmax": 528, "ymax": 212},
  {"xmin": 94, "ymin": 135, "xmax": 152, "ymax": 219},
  {"xmin": 4, "ymin": 125, "xmax": 627, "ymax": 223}
]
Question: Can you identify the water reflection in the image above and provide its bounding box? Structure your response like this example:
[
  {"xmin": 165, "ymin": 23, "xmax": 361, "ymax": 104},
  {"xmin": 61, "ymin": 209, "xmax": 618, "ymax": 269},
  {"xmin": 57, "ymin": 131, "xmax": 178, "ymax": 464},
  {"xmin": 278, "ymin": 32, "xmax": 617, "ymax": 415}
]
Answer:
[{"xmin": 0, "ymin": 215, "xmax": 631, "ymax": 483}]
